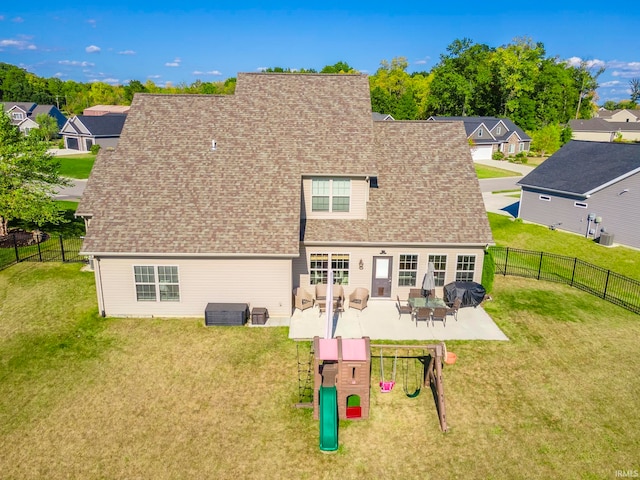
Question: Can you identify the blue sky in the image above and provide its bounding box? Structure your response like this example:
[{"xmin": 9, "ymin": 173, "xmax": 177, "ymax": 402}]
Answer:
[{"xmin": 1, "ymin": 1, "xmax": 639, "ymax": 102}]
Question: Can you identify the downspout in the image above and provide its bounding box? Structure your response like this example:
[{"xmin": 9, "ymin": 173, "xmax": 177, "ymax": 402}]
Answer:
[{"xmin": 95, "ymin": 257, "xmax": 106, "ymax": 317}]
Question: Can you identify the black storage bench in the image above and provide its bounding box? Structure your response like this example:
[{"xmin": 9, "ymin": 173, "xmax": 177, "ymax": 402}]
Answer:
[
  {"xmin": 251, "ymin": 307, "xmax": 269, "ymax": 325},
  {"xmin": 205, "ymin": 303, "xmax": 249, "ymax": 326}
]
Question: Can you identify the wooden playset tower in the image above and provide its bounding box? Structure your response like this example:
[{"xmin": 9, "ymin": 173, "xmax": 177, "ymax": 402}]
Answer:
[{"xmin": 313, "ymin": 336, "xmax": 371, "ymax": 420}]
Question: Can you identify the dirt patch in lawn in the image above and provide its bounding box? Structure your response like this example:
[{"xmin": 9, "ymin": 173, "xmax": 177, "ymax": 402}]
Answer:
[{"xmin": 0, "ymin": 230, "xmax": 50, "ymax": 248}]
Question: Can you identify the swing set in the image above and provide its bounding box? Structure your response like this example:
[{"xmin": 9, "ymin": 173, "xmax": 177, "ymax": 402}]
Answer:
[{"xmin": 373, "ymin": 342, "xmax": 448, "ymax": 432}]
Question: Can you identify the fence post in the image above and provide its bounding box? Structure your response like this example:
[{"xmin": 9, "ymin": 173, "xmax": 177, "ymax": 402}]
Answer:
[
  {"xmin": 59, "ymin": 235, "xmax": 66, "ymax": 262},
  {"xmin": 603, "ymin": 270, "xmax": 611, "ymax": 300},
  {"xmin": 37, "ymin": 235, "xmax": 43, "ymax": 262},
  {"xmin": 13, "ymin": 233, "xmax": 20, "ymax": 263},
  {"xmin": 537, "ymin": 251, "xmax": 543, "ymax": 280},
  {"xmin": 504, "ymin": 247, "xmax": 509, "ymax": 276},
  {"xmin": 570, "ymin": 257, "xmax": 577, "ymax": 287}
]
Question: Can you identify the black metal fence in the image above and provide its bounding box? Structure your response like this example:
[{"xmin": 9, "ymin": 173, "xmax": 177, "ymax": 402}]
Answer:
[
  {"xmin": 489, "ymin": 246, "xmax": 640, "ymax": 315},
  {"xmin": 0, "ymin": 233, "xmax": 86, "ymax": 272}
]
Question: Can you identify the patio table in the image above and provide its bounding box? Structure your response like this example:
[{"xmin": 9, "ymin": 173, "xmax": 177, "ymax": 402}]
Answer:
[{"xmin": 408, "ymin": 297, "xmax": 447, "ymax": 310}]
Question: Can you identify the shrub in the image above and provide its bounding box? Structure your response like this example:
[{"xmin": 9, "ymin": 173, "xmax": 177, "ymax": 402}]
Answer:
[
  {"xmin": 481, "ymin": 249, "xmax": 495, "ymax": 293},
  {"xmin": 492, "ymin": 151, "xmax": 505, "ymax": 160},
  {"xmin": 58, "ymin": 139, "xmax": 65, "ymax": 149},
  {"xmin": 90, "ymin": 144, "xmax": 101, "ymax": 154}
]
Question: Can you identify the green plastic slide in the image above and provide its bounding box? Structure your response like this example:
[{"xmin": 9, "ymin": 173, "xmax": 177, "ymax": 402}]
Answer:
[{"xmin": 319, "ymin": 385, "xmax": 338, "ymax": 452}]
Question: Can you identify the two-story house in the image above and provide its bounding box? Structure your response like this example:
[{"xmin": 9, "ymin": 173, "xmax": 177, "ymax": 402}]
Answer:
[
  {"xmin": 76, "ymin": 73, "xmax": 493, "ymax": 319},
  {"xmin": 3, "ymin": 102, "xmax": 67, "ymax": 135},
  {"xmin": 427, "ymin": 116, "xmax": 532, "ymax": 160}
]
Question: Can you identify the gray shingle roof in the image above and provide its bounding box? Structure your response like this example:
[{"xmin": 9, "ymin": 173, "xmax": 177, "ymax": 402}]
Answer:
[
  {"xmin": 517, "ymin": 140, "xmax": 640, "ymax": 195},
  {"xmin": 79, "ymin": 73, "xmax": 492, "ymax": 255},
  {"xmin": 428, "ymin": 116, "xmax": 531, "ymax": 142},
  {"xmin": 73, "ymin": 114, "xmax": 128, "ymax": 136}
]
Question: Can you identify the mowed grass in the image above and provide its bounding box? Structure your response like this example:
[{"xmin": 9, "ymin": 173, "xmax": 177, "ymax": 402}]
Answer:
[
  {"xmin": 475, "ymin": 164, "xmax": 523, "ymax": 179},
  {"xmin": 488, "ymin": 213, "xmax": 640, "ymax": 280},
  {"xmin": 57, "ymin": 153, "xmax": 95, "ymax": 179},
  {"xmin": 1, "ymin": 263, "xmax": 639, "ymax": 479}
]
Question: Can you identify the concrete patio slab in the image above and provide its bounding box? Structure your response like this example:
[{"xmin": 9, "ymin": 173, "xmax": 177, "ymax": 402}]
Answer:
[{"xmin": 282, "ymin": 299, "xmax": 509, "ymax": 341}]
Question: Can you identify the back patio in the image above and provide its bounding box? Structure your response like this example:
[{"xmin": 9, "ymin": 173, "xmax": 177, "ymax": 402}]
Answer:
[{"xmin": 258, "ymin": 299, "xmax": 509, "ymax": 341}]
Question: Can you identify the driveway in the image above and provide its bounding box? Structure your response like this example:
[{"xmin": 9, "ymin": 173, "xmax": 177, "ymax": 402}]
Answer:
[
  {"xmin": 476, "ymin": 159, "xmax": 534, "ymax": 217},
  {"xmin": 54, "ymin": 179, "xmax": 86, "ymax": 202}
]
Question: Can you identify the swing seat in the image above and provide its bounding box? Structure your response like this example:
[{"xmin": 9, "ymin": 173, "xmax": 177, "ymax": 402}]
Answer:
[{"xmin": 379, "ymin": 380, "xmax": 395, "ymax": 392}]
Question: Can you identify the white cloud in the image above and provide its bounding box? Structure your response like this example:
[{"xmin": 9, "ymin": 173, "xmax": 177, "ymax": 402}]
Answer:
[
  {"xmin": 54, "ymin": 72, "xmax": 66, "ymax": 78},
  {"xmin": 85, "ymin": 45, "xmax": 101, "ymax": 53},
  {"xmin": 88, "ymin": 19, "xmax": 97, "ymax": 27},
  {"xmin": 0, "ymin": 38, "xmax": 37, "ymax": 50},
  {"xmin": 609, "ymin": 60, "xmax": 640, "ymax": 79},
  {"xmin": 165, "ymin": 58, "xmax": 181, "ymax": 67},
  {"xmin": 257, "ymin": 67, "xmax": 268, "ymax": 72},
  {"xmin": 600, "ymin": 80, "xmax": 622, "ymax": 87},
  {"xmin": 12, "ymin": 17, "xmax": 24, "ymax": 23},
  {"xmin": 564, "ymin": 57, "xmax": 606, "ymax": 69},
  {"xmin": 118, "ymin": 50, "xmax": 136, "ymax": 55},
  {"xmin": 59, "ymin": 60, "xmax": 95, "ymax": 67},
  {"xmin": 192, "ymin": 70, "xmax": 222, "ymax": 76},
  {"xmin": 148, "ymin": 74, "xmax": 162, "ymax": 79}
]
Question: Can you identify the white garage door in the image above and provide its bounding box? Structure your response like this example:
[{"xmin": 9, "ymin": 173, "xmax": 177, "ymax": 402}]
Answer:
[{"xmin": 471, "ymin": 145, "xmax": 493, "ymax": 161}]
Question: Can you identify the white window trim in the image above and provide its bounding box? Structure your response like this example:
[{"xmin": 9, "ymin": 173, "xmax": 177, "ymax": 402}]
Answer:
[
  {"xmin": 428, "ymin": 254, "xmax": 448, "ymax": 287},
  {"xmin": 309, "ymin": 252, "xmax": 351, "ymax": 285},
  {"xmin": 455, "ymin": 254, "xmax": 476, "ymax": 282},
  {"xmin": 518, "ymin": 142, "xmax": 525, "ymax": 152},
  {"xmin": 398, "ymin": 253, "xmax": 419, "ymax": 287},
  {"xmin": 133, "ymin": 265, "xmax": 180, "ymax": 302},
  {"xmin": 311, "ymin": 178, "xmax": 351, "ymax": 213},
  {"xmin": 508, "ymin": 144, "xmax": 515, "ymax": 154}
]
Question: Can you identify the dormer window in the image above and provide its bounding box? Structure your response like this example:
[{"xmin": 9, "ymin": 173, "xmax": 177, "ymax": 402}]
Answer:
[
  {"xmin": 312, "ymin": 178, "xmax": 350, "ymax": 212},
  {"xmin": 12, "ymin": 112, "xmax": 24, "ymax": 120}
]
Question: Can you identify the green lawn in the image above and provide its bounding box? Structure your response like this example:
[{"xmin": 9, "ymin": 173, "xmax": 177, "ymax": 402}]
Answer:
[
  {"xmin": 488, "ymin": 213, "xmax": 640, "ymax": 280},
  {"xmin": 475, "ymin": 164, "xmax": 522, "ymax": 179},
  {"xmin": 0, "ymin": 263, "xmax": 638, "ymax": 479},
  {"xmin": 57, "ymin": 153, "xmax": 95, "ymax": 179}
]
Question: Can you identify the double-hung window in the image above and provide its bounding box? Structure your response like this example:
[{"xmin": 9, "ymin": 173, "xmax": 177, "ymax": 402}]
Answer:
[
  {"xmin": 311, "ymin": 178, "xmax": 350, "ymax": 212},
  {"xmin": 310, "ymin": 253, "xmax": 350, "ymax": 285},
  {"xmin": 455, "ymin": 255, "xmax": 476, "ymax": 282},
  {"xmin": 134, "ymin": 265, "xmax": 180, "ymax": 301},
  {"xmin": 428, "ymin": 254, "xmax": 447, "ymax": 286},
  {"xmin": 398, "ymin": 254, "xmax": 418, "ymax": 286}
]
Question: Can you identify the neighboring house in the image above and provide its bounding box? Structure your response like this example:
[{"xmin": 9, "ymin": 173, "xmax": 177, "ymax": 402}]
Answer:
[
  {"xmin": 372, "ymin": 112, "xmax": 394, "ymax": 121},
  {"xmin": 570, "ymin": 118, "xmax": 640, "ymax": 142},
  {"xmin": 60, "ymin": 114, "xmax": 127, "ymax": 151},
  {"xmin": 595, "ymin": 108, "xmax": 640, "ymax": 123},
  {"xmin": 427, "ymin": 116, "xmax": 531, "ymax": 160},
  {"xmin": 517, "ymin": 141, "xmax": 640, "ymax": 249},
  {"xmin": 2, "ymin": 102, "xmax": 67, "ymax": 135},
  {"xmin": 76, "ymin": 73, "xmax": 493, "ymax": 318},
  {"xmin": 83, "ymin": 105, "xmax": 131, "ymax": 116}
]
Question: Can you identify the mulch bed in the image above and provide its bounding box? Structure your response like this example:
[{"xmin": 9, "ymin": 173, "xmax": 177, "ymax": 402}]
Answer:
[{"xmin": 0, "ymin": 230, "xmax": 50, "ymax": 248}]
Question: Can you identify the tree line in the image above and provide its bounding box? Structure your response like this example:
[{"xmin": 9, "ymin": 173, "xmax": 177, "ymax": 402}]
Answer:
[{"xmin": 2, "ymin": 36, "xmax": 638, "ymax": 151}]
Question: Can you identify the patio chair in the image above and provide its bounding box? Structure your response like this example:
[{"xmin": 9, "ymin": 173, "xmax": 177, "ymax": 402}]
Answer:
[
  {"xmin": 293, "ymin": 288, "xmax": 314, "ymax": 311},
  {"xmin": 396, "ymin": 295, "xmax": 413, "ymax": 320},
  {"xmin": 333, "ymin": 285, "xmax": 345, "ymax": 313},
  {"xmin": 349, "ymin": 287, "xmax": 369, "ymax": 311},
  {"xmin": 415, "ymin": 307, "xmax": 432, "ymax": 327},
  {"xmin": 315, "ymin": 284, "xmax": 328, "ymax": 301},
  {"xmin": 432, "ymin": 307, "xmax": 448, "ymax": 327},
  {"xmin": 446, "ymin": 298, "xmax": 461, "ymax": 321},
  {"xmin": 409, "ymin": 288, "xmax": 423, "ymax": 299}
]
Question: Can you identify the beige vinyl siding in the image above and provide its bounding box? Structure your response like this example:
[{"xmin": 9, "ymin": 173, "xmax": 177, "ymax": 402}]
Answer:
[
  {"xmin": 94, "ymin": 256, "xmax": 293, "ymax": 318},
  {"xmin": 293, "ymin": 244, "xmax": 486, "ymax": 301},
  {"xmin": 572, "ymin": 131, "xmax": 614, "ymax": 142},
  {"xmin": 301, "ymin": 177, "xmax": 368, "ymax": 219}
]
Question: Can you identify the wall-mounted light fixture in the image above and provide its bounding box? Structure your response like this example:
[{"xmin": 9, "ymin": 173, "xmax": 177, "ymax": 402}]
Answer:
[
  {"xmin": 211, "ymin": 139, "xmax": 217, "ymax": 151},
  {"xmin": 359, "ymin": 259, "xmax": 364, "ymax": 270},
  {"xmin": 380, "ymin": 250, "xmax": 386, "ymax": 255}
]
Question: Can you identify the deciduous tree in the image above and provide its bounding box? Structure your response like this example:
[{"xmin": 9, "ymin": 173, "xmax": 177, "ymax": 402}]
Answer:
[{"xmin": 0, "ymin": 113, "xmax": 70, "ymax": 236}]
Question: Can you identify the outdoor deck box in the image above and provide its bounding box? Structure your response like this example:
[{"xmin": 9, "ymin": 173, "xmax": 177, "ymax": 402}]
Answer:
[
  {"xmin": 251, "ymin": 307, "xmax": 269, "ymax": 325},
  {"xmin": 205, "ymin": 303, "xmax": 249, "ymax": 326}
]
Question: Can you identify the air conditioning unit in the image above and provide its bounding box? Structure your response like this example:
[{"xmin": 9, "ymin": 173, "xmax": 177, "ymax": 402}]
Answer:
[{"xmin": 599, "ymin": 232, "xmax": 614, "ymax": 246}]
